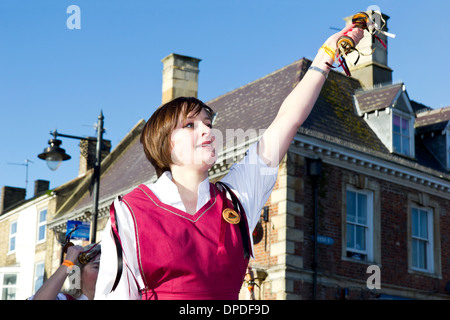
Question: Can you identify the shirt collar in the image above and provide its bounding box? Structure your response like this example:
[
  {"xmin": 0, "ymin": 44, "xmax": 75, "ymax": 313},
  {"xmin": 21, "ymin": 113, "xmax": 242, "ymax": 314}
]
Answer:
[{"xmin": 152, "ymin": 171, "xmax": 210, "ymax": 209}]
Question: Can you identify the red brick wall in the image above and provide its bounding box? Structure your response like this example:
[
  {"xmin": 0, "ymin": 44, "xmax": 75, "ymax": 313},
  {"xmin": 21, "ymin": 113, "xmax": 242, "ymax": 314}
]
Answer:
[{"xmin": 289, "ymin": 159, "xmax": 450, "ymax": 299}]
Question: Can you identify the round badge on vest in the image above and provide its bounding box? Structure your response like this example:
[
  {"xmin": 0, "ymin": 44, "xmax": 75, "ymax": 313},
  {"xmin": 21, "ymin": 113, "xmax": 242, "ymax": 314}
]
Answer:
[{"xmin": 222, "ymin": 208, "xmax": 240, "ymax": 224}]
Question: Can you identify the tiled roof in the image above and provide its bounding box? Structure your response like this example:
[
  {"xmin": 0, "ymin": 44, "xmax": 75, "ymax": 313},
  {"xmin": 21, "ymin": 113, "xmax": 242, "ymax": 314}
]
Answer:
[
  {"xmin": 415, "ymin": 106, "xmax": 450, "ymax": 130},
  {"xmin": 303, "ymin": 64, "xmax": 388, "ymax": 153},
  {"xmin": 354, "ymin": 83, "xmax": 403, "ymax": 113},
  {"xmin": 207, "ymin": 61, "xmax": 302, "ymax": 147}
]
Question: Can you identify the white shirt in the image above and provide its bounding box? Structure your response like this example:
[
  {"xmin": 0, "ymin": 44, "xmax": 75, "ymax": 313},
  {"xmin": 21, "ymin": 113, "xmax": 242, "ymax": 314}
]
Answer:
[{"xmin": 94, "ymin": 143, "xmax": 278, "ymax": 299}]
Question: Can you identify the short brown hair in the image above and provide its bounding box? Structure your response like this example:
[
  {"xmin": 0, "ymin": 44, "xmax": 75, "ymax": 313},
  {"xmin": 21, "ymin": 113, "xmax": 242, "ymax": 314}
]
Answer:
[{"xmin": 140, "ymin": 97, "xmax": 214, "ymax": 177}]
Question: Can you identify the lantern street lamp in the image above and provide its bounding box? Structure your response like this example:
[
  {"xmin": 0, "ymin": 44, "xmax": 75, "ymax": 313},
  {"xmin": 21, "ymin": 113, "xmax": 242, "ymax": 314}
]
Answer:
[
  {"xmin": 37, "ymin": 132, "xmax": 71, "ymax": 171},
  {"xmin": 38, "ymin": 111, "xmax": 104, "ymax": 243}
]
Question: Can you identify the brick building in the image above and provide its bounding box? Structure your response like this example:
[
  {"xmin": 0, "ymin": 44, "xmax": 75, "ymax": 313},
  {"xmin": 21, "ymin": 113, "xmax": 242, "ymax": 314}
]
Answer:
[{"xmin": 44, "ymin": 11, "xmax": 449, "ymax": 300}]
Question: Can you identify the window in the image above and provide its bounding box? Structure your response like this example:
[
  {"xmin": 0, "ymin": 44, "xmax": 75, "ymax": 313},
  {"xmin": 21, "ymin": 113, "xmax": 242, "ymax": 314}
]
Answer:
[
  {"xmin": 393, "ymin": 114, "xmax": 411, "ymax": 156},
  {"xmin": 37, "ymin": 209, "xmax": 47, "ymax": 242},
  {"xmin": 346, "ymin": 187, "xmax": 373, "ymax": 261},
  {"xmin": 34, "ymin": 262, "xmax": 45, "ymax": 293},
  {"xmin": 411, "ymin": 207, "xmax": 434, "ymax": 272},
  {"xmin": 1, "ymin": 274, "xmax": 17, "ymax": 300},
  {"xmin": 9, "ymin": 221, "xmax": 17, "ymax": 253},
  {"xmin": 407, "ymin": 194, "xmax": 441, "ymax": 278}
]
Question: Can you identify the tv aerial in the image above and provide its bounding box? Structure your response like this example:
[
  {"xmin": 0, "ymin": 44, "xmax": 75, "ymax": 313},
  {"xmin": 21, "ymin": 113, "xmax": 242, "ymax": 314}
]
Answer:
[{"xmin": 7, "ymin": 159, "xmax": 34, "ymax": 193}]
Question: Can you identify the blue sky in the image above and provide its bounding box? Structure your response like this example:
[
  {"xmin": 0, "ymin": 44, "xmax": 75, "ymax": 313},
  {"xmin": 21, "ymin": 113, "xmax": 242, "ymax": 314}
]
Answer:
[{"xmin": 1, "ymin": 0, "xmax": 449, "ymax": 199}]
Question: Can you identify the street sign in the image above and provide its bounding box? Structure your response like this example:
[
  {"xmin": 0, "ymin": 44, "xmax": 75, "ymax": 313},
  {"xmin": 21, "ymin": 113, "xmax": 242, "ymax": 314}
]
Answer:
[{"xmin": 311, "ymin": 235, "xmax": 334, "ymax": 245}]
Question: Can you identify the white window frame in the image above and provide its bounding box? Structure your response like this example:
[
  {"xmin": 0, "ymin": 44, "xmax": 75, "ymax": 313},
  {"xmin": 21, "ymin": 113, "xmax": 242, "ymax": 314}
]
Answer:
[
  {"xmin": 33, "ymin": 262, "xmax": 45, "ymax": 294},
  {"xmin": 0, "ymin": 273, "xmax": 18, "ymax": 300},
  {"xmin": 36, "ymin": 208, "xmax": 47, "ymax": 243},
  {"xmin": 411, "ymin": 206, "xmax": 434, "ymax": 273},
  {"xmin": 345, "ymin": 186, "xmax": 374, "ymax": 262},
  {"xmin": 392, "ymin": 112, "xmax": 413, "ymax": 157},
  {"xmin": 8, "ymin": 221, "xmax": 17, "ymax": 254}
]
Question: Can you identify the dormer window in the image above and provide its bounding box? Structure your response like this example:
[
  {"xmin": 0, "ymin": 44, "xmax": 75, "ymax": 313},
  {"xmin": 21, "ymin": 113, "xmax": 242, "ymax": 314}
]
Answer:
[
  {"xmin": 393, "ymin": 114, "xmax": 411, "ymax": 156},
  {"xmin": 353, "ymin": 83, "xmax": 416, "ymax": 159},
  {"xmin": 415, "ymin": 107, "xmax": 450, "ymax": 171}
]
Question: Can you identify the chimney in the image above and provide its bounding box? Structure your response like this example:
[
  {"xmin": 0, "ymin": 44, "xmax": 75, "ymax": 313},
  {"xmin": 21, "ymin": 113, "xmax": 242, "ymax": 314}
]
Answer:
[
  {"xmin": 34, "ymin": 180, "xmax": 50, "ymax": 197},
  {"xmin": 161, "ymin": 53, "xmax": 201, "ymax": 104},
  {"xmin": 344, "ymin": 11, "xmax": 393, "ymax": 89},
  {"xmin": 0, "ymin": 186, "xmax": 26, "ymax": 214},
  {"xmin": 78, "ymin": 139, "xmax": 111, "ymax": 177}
]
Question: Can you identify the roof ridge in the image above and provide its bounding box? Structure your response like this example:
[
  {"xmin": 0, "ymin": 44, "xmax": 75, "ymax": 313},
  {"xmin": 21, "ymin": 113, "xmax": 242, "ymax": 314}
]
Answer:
[
  {"xmin": 355, "ymin": 81, "xmax": 403, "ymax": 95},
  {"xmin": 416, "ymin": 105, "xmax": 450, "ymax": 117}
]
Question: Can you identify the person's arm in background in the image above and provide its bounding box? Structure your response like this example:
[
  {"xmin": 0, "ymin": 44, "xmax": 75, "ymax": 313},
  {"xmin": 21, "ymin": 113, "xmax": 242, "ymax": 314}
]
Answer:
[{"xmin": 32, "ymin": 245, "xmax": 83, "ymax": 300}]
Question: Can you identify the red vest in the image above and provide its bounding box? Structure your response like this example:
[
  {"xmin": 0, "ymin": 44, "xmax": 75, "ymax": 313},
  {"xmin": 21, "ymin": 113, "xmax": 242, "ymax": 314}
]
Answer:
[{"xmin": 117, "ymin": 183, "xmax": 251, "ymax": 300}]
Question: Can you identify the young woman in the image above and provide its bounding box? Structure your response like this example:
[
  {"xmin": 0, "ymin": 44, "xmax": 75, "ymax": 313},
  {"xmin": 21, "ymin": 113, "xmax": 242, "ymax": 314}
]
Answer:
[
  {"xmin": 95, "ymin": 24, "xmax": 363, "ymax": 300},
  {"xmin": 30, "ymin": 243, "xmax": 101, "ymax": 300}
]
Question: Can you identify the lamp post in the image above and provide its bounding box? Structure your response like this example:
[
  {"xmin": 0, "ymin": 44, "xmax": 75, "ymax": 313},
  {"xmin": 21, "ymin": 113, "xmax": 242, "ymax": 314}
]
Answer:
[{"xmin": 38, "ymin": 111, "xmax": 104, "ymax": 244}]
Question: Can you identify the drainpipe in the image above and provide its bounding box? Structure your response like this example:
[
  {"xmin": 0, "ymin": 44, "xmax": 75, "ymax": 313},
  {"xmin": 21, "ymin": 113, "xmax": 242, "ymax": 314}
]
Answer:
[{"xmin": 307, "ymin": 158, "xmax": 322, "ymax": 300}]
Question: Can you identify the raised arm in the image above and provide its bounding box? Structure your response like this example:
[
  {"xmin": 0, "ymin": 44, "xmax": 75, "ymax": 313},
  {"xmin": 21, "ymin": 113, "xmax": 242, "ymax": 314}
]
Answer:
[
  {"xmin": 32, "ymin": 245, "xmax": 83, "ymax": 300},
  {"xmin": 257, "ymin": 24, "xmax": 364, "ymax": 167}
]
